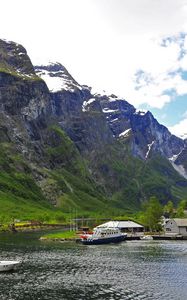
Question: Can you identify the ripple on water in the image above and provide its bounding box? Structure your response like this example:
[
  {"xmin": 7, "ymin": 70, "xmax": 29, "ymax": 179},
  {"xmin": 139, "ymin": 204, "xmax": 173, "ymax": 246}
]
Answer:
[{"xmin": 0, "ymin": 236, "xmax": 187, "ymax": 300}]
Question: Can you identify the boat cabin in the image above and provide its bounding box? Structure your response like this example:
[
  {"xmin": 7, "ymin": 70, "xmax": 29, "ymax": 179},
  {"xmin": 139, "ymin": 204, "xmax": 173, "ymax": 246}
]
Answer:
[
  {"xmin": 96, "ymin": 221, "xmax": 144, "ymax": 233},
  {"xmin": 93, "ymin": 227, "xmax": 122, "ymax": 237}
]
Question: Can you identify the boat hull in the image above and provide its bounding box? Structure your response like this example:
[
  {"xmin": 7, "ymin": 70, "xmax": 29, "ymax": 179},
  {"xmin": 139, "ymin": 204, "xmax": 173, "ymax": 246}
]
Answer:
[
  {"xmin": 81, "ymin": 235, "xmax": 125, "ymax": 245},
  {"xmin": 0, "ymin": 261, "xmax": 21, "ymax": 272}
]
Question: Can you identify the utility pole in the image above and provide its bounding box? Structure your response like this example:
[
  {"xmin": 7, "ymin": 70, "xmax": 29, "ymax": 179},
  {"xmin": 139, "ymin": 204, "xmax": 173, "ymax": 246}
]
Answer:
[{"xmin": 69, "ymin": 209, "xmax": 72, "ymax": 231}]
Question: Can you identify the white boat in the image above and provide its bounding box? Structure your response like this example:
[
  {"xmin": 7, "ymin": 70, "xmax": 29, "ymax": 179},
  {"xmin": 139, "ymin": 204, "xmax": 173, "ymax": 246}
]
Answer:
[
  {"xmin": 80, "ymin": 227, "xmax": 127, "ymax": 245},
  {"xmin": 0, "ymin": 260, "xmax": 21, "ymax": 272}
]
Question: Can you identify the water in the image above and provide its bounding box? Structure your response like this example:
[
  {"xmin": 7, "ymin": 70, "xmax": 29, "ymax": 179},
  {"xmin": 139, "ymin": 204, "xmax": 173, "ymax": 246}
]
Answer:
[{"xmin": 0, "ymin": 231, "xmax": 187, "ymax": 300}]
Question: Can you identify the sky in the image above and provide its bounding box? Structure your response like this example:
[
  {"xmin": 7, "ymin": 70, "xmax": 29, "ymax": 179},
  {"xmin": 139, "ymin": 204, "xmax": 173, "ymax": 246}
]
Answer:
[{"xmin": 1, "ymin": 0, "xmax": 187, "ymax": 138}]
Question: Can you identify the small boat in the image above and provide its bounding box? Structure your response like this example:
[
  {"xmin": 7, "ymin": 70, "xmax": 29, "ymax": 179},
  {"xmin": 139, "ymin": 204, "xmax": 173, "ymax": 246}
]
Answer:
[
  {"xmin": 0, "ymin": 260, "xmax": 21, "ymax": 272},
  {"xmin": 80, "ymin": 227, "xmax": 126, "ymax": 245}
]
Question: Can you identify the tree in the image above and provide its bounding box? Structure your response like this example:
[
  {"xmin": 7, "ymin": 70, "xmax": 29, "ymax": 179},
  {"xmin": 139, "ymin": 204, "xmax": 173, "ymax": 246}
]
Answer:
[
  {"xmin": 141, "ymin": 196, "xmax": 163, "ymax": 232},
  {"xmin": 176, "ymin": 200, "xmax": 187, "ymax": 218},
  {"xmin": 164, "ymin": 200, "xmax": 174, "ymax": 217}
]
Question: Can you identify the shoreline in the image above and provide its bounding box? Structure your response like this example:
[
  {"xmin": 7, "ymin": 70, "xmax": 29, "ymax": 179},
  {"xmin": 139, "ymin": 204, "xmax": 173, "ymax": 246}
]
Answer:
[
  {"xmin": 39, "ymin": 233, "xmax": 187, "ymax": 242},
  {"xmin": 0, "ymin": 224, "xmax": 69, "ymax": 234},
  {"xmin": 39, "ymin": 236, "xmax": 81, "ymax": 242}
]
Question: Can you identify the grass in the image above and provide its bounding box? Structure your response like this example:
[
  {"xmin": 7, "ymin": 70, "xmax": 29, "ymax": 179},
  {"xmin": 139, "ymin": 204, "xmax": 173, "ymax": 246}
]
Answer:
[
  {"xmin": 0, "ymin": 66, "xmax": 41, "ymax": 81},
  {"xmin": 41, "ymin": 230, "xmax": 78, "ymax": 240},
  {"xmin": 0, "ymin": 143, "xmax": 67, "ymax": 223}
]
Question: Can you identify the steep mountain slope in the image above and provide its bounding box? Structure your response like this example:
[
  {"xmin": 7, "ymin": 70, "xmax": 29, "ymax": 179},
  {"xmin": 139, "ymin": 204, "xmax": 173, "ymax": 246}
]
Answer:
[
  {"xmin": 0, "ymin": 39, "xmax": 187, "ymax": 221},
  {"xmin": 36, "ymin": 63, "xmax": 185, "ymax": 160},
  {"xmin": 35, "ymin": 63, "xmax": 187, "ymax": 208},
  {"xmin": 170, "ymin": 139, "xmax": 187, "ymax": 179},
  {"xmin": 0, "ymin": 41, "xmax": 114, "ymax": 219}
]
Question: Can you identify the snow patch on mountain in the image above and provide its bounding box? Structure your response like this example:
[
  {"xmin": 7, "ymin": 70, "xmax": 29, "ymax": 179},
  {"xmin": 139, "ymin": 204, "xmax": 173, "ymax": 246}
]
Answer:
[
  {"xmin": 169, "ymin": 148, "xmax": 184, "ymax": 163},
  {"xmin": 2, "ymin": 38, "xmax": 12, "ymax": 44},
  {"xmin": 134, "ymin": 109, "xmax": 148, "ymax": 116},
  {"xmin": 119, "ymin": 128, "xmax": 132, "ymax": 138},
  {"xmin": 16, "ymin": 68, "xmax": 36, "ymax": 78},
  {"xmin": 102, "ymin": 108, "xmax": 119, "ymax": 114},
  {"xmin": 169, "ymin": 154, "xmax": 179, "ymax": 162},
  {"xmin": 180, "ymin": 133, "xmax": 187, "ymax": 140},
  {"xmin": 37, "ymin": 71, "xmax": 66, "ymax": 92},
  {"xmin": 145, "ymin": 141, "xmax": 155, "ymax": 159},
  {"xmin": 91, "ymin": 89, "xmax": 127, "ymax": 102},
  {"xmin": 82, "ymin": 98, "xmax": 96, "ymax": 112},
  {"xmin": 110, "ymin": 118, "xmax": 119, "ymax": 123},
  {"xmin": 35, "ymin": 62, "xmax": 82, "ymax": 93}
]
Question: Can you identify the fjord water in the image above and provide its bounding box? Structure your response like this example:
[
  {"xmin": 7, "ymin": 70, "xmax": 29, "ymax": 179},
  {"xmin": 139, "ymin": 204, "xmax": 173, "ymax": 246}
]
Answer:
[{"xmin": 0, "ymin": 232, "xmax": 187, "ymax": 300}]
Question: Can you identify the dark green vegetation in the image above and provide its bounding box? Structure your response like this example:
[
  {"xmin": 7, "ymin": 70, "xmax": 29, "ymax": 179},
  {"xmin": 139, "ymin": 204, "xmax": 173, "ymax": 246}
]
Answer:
[
  {"xmin": 0, "ymin": 142, "xmax": 66, "ymax": 223},
  {"xmin": 0, "ymin": 126, "xmax": 118, "ymax": 223},
  {"xmin": 1, "ymin": 129, "xmax": 187, "ymax": 224},
  {"xmin": 87, "ymin": 142, "xmax": 187, "ymax": 213},
  {"xmin": 138, "ymin": 197, "xmax": 187, "ymax": 231}
]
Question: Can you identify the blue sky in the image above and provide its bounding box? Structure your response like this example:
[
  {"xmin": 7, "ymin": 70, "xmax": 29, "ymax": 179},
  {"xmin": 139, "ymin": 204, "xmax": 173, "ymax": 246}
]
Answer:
[
  {"xmin": 141, "ymin": 95, "xmax": 187, "ymax": 127},
  {"xmin": 0, "ymin": 0, "xmax": 187, "ymax": 137},
  {"xmin": 132, "ymin": 32, "xmax": 187, "ymax": 137}
]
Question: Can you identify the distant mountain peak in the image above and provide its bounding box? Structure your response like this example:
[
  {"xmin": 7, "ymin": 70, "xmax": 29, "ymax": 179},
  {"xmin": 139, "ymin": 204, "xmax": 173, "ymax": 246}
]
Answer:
[
  {"xmin": 0, "ymin": 39, "xmax": 37, "ymax": 79},
  {"xmin": 35, "ymin": 61, "xmax": 66, "ymax": 72},
  {"xmin": 134, "ymin": 109, "xmax": 148, "ymax": 116},
  {"xmin": 35, "ymin": 62, "xmax": 83, "ymax": 93},
  {"xmin": 179, "ymin": 133, "xmax": 187, "ymax": 140},
  {"xmin": 91, "ymin": 90, "xmax": 126, "ymax": 102}
]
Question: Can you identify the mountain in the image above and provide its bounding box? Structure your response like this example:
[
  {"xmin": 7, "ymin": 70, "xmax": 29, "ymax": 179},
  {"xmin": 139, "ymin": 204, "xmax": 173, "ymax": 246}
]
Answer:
[
  {"xmin": 35, "ymin": 63, "xmax": 185, "ymax": 159},
  {"xmin": 0, "ymin": 38, "xmax": 187, "ymax": 221},
  {"xmin": 170, "ymin": 139, "xmax": 187, "ymax": 179}
]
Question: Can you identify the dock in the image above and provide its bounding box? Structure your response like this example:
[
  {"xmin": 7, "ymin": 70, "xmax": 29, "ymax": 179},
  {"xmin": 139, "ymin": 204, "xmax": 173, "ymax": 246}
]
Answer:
[
  {"xmin": 126, "ymin": 234, "xmax": 187, "ymax": 241},
  {"xmin": 152, "ymin": 234, "xmax": 186, "ymax": 240},
  {"xmin": 126, "ymin": 235, "xmax": 141, "ymax": 240}
]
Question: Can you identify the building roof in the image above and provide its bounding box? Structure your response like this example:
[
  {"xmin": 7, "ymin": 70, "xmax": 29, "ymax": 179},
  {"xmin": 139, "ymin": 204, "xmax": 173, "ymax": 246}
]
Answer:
[
  {"xmin": 96, "ymin": 221, "xmax": 143, "ymax": 229},
  {"xmin": 173, "ymin": 218, "xmax": 187, "ymax": 227}
]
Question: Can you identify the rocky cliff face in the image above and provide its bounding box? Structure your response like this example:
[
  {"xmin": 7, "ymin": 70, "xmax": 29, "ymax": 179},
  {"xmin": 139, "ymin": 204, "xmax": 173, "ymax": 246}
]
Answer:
[
  {"xmin": 0, "ymin": 39, "xmax": 36, "ymax": 76},
  {"xmin": 34, "ymin": 62, "xmax": 187, "ymax": 207},
  {"xmin": 0, "ymin": 38, "xmax": 187, "ymax": 218},
  {"xmin": 35, "ymin": 63, "xmax": 114, "ymax": 154},
  {"xmin": 0, "ymin": 40, "xmax": 53, "ymax": 161},
  {"xmin": 35, "ymin": 63, "xmax": 186, "ymax": 162},
  {"xmin": 170, "ymin": 139, "xmax": 187, "ymax": 179}
]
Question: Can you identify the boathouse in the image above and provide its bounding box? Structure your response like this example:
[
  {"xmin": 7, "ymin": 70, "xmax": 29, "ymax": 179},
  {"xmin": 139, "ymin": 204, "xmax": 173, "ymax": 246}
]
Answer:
[
  {"xmin": 96, "ymin": 221, "xmax": 144, "ymax": 233},
  {"xmin": 164, "ymin": 218, "xmax": 187, "ymax": 237}
]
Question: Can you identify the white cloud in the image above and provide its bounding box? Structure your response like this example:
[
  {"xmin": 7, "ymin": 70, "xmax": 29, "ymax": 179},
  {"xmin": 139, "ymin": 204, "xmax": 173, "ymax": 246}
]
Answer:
[
  {"xmin": 169, "ymin": 118, "xmax": 187, "ymax": 138},
  {"xmin": 0, "ymin": 0, "xmax": 187, "ymax": 112}
]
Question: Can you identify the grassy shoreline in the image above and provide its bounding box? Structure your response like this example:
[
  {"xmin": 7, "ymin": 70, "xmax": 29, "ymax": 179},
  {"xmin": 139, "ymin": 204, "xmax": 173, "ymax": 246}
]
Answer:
[{"xmin": 40, "ymin": 230, "xmax": 79, "ymax": 241}]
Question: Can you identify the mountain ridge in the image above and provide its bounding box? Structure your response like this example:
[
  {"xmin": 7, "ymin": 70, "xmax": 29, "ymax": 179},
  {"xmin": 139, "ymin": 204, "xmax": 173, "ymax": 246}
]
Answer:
[
  {"xmin": 0, "ymin": 38, "xmax": 187, "ymax": 221},
  {"xmin": 36, "ymin": 62, "xmax": 185, "ymax": 162}
]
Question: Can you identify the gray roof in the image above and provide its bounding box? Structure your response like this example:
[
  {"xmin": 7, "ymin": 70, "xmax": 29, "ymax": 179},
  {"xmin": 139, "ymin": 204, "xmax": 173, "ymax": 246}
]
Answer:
[
  {"xmin": 173, "ymin": 218, "xmax": 187, "ymax": 227},
  {"xmin": 96, "ymin": 221, "xmax": 143, "ymax": 229}
]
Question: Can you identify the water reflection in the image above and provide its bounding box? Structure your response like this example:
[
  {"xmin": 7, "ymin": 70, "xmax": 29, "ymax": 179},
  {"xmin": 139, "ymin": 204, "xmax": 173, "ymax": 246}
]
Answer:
[{"xmin": 0, "ymin": 232, "xmax": 187, "ymax": 299}]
